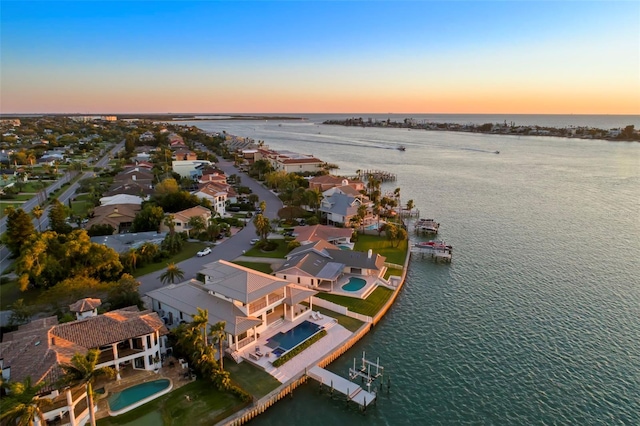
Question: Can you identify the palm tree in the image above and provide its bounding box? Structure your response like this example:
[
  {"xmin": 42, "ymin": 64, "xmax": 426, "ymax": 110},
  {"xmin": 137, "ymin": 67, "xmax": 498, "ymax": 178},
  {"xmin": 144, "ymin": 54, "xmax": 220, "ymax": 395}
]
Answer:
[
  {"xmin": 126, "ymin": 248, "xmax": 139, "ymax": 271},
  {"xmin": 187, "ymin": 216, "xmax": 206, "ymax": 238},
  {"xmin": 160, "ymin": 262, "xmax": 184, "ymax": 285},
  {"xmin": 60, "ymin": 350, "xmax": 115, "ymax": 426},
  {"xmin": 209, "ymin": 321, "xmax": 227, "ymax": 371},
  {"xmin": 163, "ymin": 214, "xmax": 176, "ymax": 235},
  {"xmin": 0, "ymin": 377, "xmax": 52, "ymax": 426},
  {"xmin": 31, "ymin": 205, "xmax": 44, "ymax": 232},
  {"xmin": 192, "ymin": 307, "xmax": 209, "ymax": 347},
  {"xmin": 253, "ymin": 214, "xmax": 271, "ymax": 241}
]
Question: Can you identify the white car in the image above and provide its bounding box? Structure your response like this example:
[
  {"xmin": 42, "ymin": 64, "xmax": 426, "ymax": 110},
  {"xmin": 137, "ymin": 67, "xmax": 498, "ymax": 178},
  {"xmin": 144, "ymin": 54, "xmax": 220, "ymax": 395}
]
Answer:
[
  {"xmin": 250, "ymin": 238, "xmax": 260, "ymax": 245},
  {"xmin": 197, "ymin": 247, "xmax": 212, "ymax": 257}
]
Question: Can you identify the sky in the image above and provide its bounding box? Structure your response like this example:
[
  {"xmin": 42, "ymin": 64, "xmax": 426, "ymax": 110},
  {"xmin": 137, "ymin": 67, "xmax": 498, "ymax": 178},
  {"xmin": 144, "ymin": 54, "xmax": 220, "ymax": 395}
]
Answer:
[{"xmin": 1, "ymin": 1, "xmax": 639, "ymax": 115}]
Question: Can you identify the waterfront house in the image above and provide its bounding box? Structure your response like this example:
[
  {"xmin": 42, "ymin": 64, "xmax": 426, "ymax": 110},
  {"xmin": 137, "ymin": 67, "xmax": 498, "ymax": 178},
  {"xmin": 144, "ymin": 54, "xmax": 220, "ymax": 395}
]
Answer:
[
  {"xmin": 309, "ymin": 175, "xmax": 365, "ymax": 192},
  {"xmin": 0, "ymin": 303, "xmax": 166, "ymax": 426},
  {"xmin": 292, "ymin": 224, "xmax": 354, "ymax": 246},
  {"xmin": 171, "ymin": 159, "xmax": 212, "ymax": 179},
  {"xmin": 318, "ymin": 192, "xmax": 373, "ymax": 227},
  {"xmin": 256, "ymin": 148, "xmax": 324, "ymax": 174},
  {"xmin": 273, "ymin": 239, "xmax": 386, "ymax": 292},
  {"xmin": 146, "ymin": 261, "xmax": 317, "ymax": 354}
]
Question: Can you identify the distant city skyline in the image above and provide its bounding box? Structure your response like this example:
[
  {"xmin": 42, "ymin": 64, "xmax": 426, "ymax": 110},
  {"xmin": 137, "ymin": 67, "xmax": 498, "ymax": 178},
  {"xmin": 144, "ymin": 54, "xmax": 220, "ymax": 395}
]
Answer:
[{"xmin": 1, "ymin": 1, "xmax": 638, "ymax": 115}]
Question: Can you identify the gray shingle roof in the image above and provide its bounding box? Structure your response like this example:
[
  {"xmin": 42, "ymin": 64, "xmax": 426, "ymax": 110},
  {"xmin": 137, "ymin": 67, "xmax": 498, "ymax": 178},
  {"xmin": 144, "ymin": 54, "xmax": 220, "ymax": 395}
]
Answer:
[
  {"xmin": 199, "ymin": 260, "xmax": 290, "ymax": 304},
  {"xmin": 145, "ymin": 280, "xmax": 262, "ymax": 336}
]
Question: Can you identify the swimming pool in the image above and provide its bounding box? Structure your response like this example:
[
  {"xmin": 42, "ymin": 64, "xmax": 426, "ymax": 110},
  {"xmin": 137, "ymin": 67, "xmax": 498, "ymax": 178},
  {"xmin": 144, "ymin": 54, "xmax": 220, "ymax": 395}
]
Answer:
[
  {"xmin": 342, "ymin": 277, "xmax": 367, "ymax": 292},
  {"xmin": 266, "ymin": 321, "xmax": 322, "ymax": 353},
  {"xmin": 108, "ymin": 379, "xmax": 172, "ymax": 416}
]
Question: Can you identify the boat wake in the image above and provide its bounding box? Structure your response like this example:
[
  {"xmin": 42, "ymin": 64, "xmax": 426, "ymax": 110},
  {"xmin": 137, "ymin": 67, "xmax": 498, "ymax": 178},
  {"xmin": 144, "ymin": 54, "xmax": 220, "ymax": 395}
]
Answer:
[{"xmin": 461, "ymin": 148, "xmax": 500, "ymax": 154}]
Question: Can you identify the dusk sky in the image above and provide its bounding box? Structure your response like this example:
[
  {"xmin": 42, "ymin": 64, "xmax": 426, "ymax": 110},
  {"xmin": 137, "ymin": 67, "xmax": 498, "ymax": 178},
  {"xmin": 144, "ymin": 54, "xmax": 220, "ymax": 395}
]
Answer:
[{"xmin": 1, "ymin": 1, "xmax": 638, "ymax": 115}]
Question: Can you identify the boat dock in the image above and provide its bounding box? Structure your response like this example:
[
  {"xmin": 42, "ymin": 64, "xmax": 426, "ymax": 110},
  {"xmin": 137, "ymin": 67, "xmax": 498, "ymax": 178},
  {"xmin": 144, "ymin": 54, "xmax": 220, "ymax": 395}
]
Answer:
[
  {"xmin": 412, "ymin": 242, "xmax": 453, "ymax": 262},
  {"xmin": 358, "ymin": 170, "xmax": 397, "ymax": 182},
  {"xmin": 308, "ymin": 366, "xmax": 377, "ymax": 408}
]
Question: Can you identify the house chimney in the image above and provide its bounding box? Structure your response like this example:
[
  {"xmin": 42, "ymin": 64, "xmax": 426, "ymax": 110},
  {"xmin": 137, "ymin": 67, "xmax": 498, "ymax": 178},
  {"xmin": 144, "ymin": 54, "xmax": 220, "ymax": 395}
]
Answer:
[{"xmin": 368, "ymin": 249, "xmax": 372, "ymax": 259}]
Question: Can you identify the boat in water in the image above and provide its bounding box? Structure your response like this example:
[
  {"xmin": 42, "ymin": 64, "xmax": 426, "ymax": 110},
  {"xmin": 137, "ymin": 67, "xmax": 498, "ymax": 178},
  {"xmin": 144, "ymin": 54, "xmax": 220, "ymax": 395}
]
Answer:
[
  {"xmin": 398, "ymin": 145, "xmax": 406, "ymax": 151},
  {"xmin": 415, "ymin": 240, "xmax": 452, "ymax": 251},
  {"xmin": 415, "ymin": 218, "xmax": 439, "ymax": 234}
]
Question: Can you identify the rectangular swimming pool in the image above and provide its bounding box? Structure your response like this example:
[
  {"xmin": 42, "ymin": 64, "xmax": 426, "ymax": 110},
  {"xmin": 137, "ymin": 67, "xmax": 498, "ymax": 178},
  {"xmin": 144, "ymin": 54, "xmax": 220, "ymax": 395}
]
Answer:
[{"xmin": 266, "ymin": 320, "xmax": 322, "ymax": 352}]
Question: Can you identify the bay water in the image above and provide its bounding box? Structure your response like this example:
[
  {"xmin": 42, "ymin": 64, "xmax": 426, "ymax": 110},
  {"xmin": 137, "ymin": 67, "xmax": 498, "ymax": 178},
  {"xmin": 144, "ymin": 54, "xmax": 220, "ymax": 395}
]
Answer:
[{"xmin": 185, "ymin": 115, "xmax": 639, "ymax": 425}]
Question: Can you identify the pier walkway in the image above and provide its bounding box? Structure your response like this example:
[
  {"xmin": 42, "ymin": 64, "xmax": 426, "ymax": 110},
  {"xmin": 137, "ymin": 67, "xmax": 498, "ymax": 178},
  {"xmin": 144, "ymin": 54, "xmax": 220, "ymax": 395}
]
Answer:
[{"xmin": 308, "ymin": 366, "xmax": 376, "ymax": 408}]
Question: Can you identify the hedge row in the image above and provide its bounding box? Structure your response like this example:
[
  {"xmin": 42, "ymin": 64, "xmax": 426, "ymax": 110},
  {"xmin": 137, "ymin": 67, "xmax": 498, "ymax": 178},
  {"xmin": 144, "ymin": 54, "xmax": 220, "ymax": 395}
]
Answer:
[{"xmin": 271, "ymin": 330, "xmax": 327, "ymax": 367}]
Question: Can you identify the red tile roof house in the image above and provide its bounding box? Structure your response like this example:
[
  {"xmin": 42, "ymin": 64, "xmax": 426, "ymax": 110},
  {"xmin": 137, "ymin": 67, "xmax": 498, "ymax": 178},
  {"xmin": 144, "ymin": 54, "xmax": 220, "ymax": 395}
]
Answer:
[
  {"xmin": 308, "ymin": 175, "xmax": 365, "ymax": 192},
  {"xmin": 0, "ymin": 300, "xmax": 167, "ymax": 426},
  {"xmin": 193, "ymin": 182, "xmax": 230, "ymax": 216}
]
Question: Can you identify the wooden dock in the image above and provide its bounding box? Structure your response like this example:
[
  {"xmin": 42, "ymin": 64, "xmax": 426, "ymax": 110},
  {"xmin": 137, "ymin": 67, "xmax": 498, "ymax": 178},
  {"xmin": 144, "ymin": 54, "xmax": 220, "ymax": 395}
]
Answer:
[
  {"xmin": 358, "ymin": 170, "xmax": 397, "ymax": 182},
  {"xmin": 308, "ymin": 366, "xmax": 377, "ymax": 408},
  {"xmin": 412, "ymin": 244, "xmax": 452, "ymax": 262}
]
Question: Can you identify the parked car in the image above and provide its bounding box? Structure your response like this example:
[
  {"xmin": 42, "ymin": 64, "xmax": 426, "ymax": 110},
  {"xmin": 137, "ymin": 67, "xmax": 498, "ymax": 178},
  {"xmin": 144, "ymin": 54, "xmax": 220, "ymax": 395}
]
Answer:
[
  {"xmin": 197, "ymin": 247, "xmax": 212, "ymax": 257},
  {"xmin": 250, "ymin": 238, "xmax": 260, "ymax": 245}
]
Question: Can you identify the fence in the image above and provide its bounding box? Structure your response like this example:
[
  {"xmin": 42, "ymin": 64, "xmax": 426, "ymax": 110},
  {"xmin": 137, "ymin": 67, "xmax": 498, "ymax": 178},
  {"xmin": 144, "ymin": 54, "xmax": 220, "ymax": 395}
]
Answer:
[{"xmin": 312, "ymin": 297, "xmax": 373, "ymax": 323}]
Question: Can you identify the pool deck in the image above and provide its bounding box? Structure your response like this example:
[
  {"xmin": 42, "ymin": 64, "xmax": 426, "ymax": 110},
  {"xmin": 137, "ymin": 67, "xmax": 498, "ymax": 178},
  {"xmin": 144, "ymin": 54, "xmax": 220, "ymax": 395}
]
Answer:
[
  {"xmin": 94, "ymin": 358, "xmax": 196, "ymax": 421},
  {"xmin": 238, "ymin": 314, "xmax": 352, "ymax": 383}
]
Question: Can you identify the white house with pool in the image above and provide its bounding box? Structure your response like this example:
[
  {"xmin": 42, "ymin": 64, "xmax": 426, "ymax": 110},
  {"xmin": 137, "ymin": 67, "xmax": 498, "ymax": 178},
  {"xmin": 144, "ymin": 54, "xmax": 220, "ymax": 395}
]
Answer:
[
  {"xmin": 0, "ymin": 299, "xmax": 167, "ymax": 426},
  {"xmin": 146, "ymin": 260, "xmax": 319, "ymax": 358},
  {"xmin": 273, "ymin": 239, "xmax": 387, "ymax": 296}
]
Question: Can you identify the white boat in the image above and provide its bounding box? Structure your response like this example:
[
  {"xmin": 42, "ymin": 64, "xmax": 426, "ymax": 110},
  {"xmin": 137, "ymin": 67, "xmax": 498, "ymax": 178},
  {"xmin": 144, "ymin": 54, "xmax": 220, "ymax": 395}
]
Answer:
[{"xmin": 415, "ymin": 218, "xmax": 439, "ymax": 234}]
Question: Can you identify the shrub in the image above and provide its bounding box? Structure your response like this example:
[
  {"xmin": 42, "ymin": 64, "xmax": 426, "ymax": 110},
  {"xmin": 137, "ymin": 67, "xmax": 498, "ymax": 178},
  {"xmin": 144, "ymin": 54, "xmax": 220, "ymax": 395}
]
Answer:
[{"xmin": 271, "ymin": 330, "xmax": 327, "ymax": 367}]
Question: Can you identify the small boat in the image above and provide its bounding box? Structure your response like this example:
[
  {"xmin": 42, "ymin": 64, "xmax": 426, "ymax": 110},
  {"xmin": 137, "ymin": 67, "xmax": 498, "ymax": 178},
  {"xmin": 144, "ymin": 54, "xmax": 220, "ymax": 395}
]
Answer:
[
  {"xmin": 415, "ymin": 240, "xmax": 452, "ymax": 251},
  {"xmin": 398, "ymin": 145, "xmax": 406, "ymax": 151},
  {"xmin": 415, "ymin": 218, "xmax": 439, "ymax": 234},
  {"xmin": 495, "ymin": 150, "xmax": 500, "ymax": 154}
]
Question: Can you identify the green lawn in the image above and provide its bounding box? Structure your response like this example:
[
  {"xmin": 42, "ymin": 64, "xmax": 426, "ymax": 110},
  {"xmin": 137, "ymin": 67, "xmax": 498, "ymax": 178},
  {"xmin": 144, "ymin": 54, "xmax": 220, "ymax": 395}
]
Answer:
[
  {"xmin": 354, "ymin": 234, "xmax": 408, "ymax": 265},
  {"xmin": 232, "ymin": 261, "xmax": 273, "ymax": 274},
  {"xmin": 96, "ymin": 380, "xmax": 247, "ymax": 426},
  {"xmin": 312, "ymin": 305, "xmax": 364, "ymax": 332},
  {"xmin": 384, "ymin": 268, "xmax": 402, "ymax": 280},
  {"xmin": 0, "ymin": 202, "xmax": 25, "ymax": 217},
  {"xmin": 243, "ymin": 239, "xmax": 290, "ymax": 258},
  {"xmin": 0, "ymin": 280, "xmax": 43, "ymax": 310},
  {"xmin": 226, "ymin": 361, "xmax": 281, "ymax": 398},
  {"xmin": 132, "ymin": 242, "xmax": 208, "ymax": 277},
  {"xmin": 70, "ymin": 199, "xmax": 93, "ymax": 216},
  {"xmin": 316, "ymin": 287, "xmax": 393, "ymax": 317}
]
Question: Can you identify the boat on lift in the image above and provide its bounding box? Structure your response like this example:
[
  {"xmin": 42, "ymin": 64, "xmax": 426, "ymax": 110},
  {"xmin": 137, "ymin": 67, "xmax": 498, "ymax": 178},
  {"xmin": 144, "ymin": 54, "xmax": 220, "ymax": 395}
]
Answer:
[{"xmin": 415, "ymin": 218, "xmax": 439, "ymax": 234}]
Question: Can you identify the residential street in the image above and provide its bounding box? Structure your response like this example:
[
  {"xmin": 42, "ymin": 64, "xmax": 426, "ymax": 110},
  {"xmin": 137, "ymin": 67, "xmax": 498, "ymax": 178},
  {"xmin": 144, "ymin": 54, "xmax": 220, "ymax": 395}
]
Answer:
[{"xmin": 137, "ymin": 159, "xmax": 284, "ymax": 294}]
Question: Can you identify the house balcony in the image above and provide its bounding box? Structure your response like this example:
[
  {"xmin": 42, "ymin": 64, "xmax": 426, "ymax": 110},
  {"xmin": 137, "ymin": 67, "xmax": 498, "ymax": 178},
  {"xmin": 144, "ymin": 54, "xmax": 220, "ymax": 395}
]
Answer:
[{"xmin": 97, "ymin": 347, "xmax": 145, "ymax": 365}]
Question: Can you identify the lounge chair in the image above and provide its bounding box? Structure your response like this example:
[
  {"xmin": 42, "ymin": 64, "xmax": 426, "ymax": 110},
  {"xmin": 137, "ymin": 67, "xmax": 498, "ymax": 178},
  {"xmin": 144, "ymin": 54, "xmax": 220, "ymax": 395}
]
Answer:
[
  {"xmin": 316, "ymin": 311, "xmax": 324, "ymax": 320},
  {"xmin": 311, "ymin": 311, "xmax": 319, "ymax": 320}
]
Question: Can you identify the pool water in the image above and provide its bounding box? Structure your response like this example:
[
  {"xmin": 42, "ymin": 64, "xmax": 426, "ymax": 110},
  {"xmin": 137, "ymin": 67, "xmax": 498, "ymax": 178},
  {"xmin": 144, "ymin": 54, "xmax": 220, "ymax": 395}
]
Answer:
[
  {"xmin": 266, "ymin": 321, "xmax": 322, "ymax": 352},
  {"xmin": 108, "ymin": 379, "xmax": 171, "ymax": 413},
  {"xmin": 342, "ymin": 277, "xmax": 367, "ymax": 292}
]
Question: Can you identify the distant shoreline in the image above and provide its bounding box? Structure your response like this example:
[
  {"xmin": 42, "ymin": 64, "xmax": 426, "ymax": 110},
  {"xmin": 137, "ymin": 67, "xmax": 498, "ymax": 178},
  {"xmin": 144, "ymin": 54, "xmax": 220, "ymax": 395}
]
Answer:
[{"xmin": 323, "ymin": 118, "xmax": 639, "ymax": 143}]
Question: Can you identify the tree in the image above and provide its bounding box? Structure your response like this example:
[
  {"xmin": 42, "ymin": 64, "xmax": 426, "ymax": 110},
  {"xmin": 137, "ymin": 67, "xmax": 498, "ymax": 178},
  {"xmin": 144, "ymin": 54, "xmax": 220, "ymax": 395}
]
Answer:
[
  {"xmin": 357, "ymin": 204, "xmax": 368, "ymax": 232},
  {"xmin": 248, "ymin": 193, "xmax": 259, "ymax": 209},
  {"xmin": 253, "ymin": 214, "xmax": 271, "ymax": 241},
  {"xmin": 131, "ymin": 204, "xmax": 164, "ymax": 232},
  {"xmin": 192, "ymin": 308, "xmax": 209, "ymax": 346},
  {"xmin": 161, "ymin": 232, "xmax": 183, "ymax": 255},
  {"xmin": 8, "ymin": 299, "xmax": 32, "ymax": 326},
  {"xmin": 187, "ymin": 216, "xmax": 206, "ymax": 238},
  {"xmin": 0, "ymin": 377, "xmax": 52, "ymax": 426},
  {"xmin": 31, "ymin": 205, "xmax": 44, "ymax": 233},
  {"xmin": 48, "ymin": 199, "xmax": 71, "ymax": 234},
  {"xmin": 160, "ymin": 262, "xmax": 184, "ymax": 285},
  {"xmin": 3, "ymin": 207, "xmax": 35, "ymax": 257},
  {"xmin": 108, "ymin": 273, "xmax": 142, "ymax": 310},
  {"xmin": 209, "ymin": 321, "xmax": 227, "ymax": 371},
  {"xmin": 60, "ymin": 350, "xmax": 115, "ymax": 426},
  {"xmin": 155, "ymin": 178, "xmax": 180, "ymax": 196},
  {"xmin": 87, "ymin": 223, "xmax": 116, "ymax": 237}
]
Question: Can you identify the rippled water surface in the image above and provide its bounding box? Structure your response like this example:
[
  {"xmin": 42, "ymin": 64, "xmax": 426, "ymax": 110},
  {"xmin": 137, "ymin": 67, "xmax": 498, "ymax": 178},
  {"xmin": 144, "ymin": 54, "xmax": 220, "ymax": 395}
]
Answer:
[{"xmin": 188, "ymin": 116, "xmax": 639, "ymax": 425}]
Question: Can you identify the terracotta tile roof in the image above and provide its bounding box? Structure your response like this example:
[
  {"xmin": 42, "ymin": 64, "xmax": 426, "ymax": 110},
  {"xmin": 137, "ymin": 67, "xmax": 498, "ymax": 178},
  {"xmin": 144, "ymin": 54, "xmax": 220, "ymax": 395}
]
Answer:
[
  {"xmin": 69, "ymin": 298, "xmax": 102, "ymax": 313},
  {"xmin": 51, "ymin": 308, "xmax": 167, "ymax": 349}
]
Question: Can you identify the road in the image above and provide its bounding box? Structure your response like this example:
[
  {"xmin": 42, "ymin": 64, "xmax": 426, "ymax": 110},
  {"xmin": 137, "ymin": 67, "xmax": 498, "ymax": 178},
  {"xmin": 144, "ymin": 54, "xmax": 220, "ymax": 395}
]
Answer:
[
  {"xmin": 137, "ymin": 159, "xmax": 284, "ymax": 294},
  {"xmin": 0, "ymin": 141, "xmax": 124, "ymax": 274}
]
